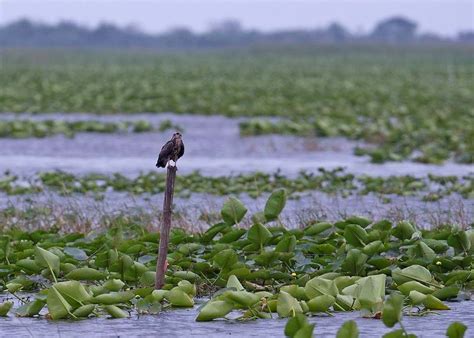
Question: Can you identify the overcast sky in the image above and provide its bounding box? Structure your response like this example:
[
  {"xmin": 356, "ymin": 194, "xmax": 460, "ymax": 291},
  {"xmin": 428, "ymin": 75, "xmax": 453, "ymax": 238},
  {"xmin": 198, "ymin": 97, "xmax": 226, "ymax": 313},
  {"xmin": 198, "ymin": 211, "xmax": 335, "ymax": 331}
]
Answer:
[{"xmin": 0, "ymin": 0, "xmax": 472, "ymax": 37}]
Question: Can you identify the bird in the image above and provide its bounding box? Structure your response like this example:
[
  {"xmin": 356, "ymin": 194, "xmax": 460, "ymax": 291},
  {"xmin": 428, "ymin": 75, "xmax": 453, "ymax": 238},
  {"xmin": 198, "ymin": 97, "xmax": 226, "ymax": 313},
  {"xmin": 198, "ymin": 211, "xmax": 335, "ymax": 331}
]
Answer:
[{"xmin": 156, "ymin": 132, "xmax": 185, "ymax": 168}]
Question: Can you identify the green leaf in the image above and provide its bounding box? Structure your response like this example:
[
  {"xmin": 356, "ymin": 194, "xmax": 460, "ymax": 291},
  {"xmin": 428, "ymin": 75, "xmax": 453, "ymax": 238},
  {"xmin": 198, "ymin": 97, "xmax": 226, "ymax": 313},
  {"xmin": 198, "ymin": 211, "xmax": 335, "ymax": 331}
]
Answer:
[
  {"xmin": 224, "ymin": 290, "xmax": 260, "ymax": 308},
  {"xmin": 177, "ymin": 280, "xmax": 197, "ymax": 296},
  {"xmin": 66, "ymin": 267, "xmax": 106, "ymax": 281},
  {"xmin": 392, "ymin": 221, "xmax": 415, "ymax": 240},
  {"xmin": 103, "ymin": 279, "xmax": 125, "ymax": 292},
  {"xmin": 0, "ymin": 301, "xmax": 13, "ymax": 316},
  {"xmin": 336, "ymin": 320, "xmax": 359, "ymax": 338},
  {"xmin": 392, "ymin": 265, "xmax": 432, "ymax": 285},
  {"xmin": 284, "ymin": 313, "xmax": 315, "ymax": 338},
  {"xmin": 166, "ymin": 287, "xmax": 194, "ymax": 307},
  {"xmin": 422, "ymin": 294, "xmax": 450, "ymax": 310},
  {"xmin": 213, "ymin": 249, "xmax": 238, "ymax": 269},
  {"xmin": 53, "ymin": 281, "xmax": 92, "ymax": 308},
  {"xmin": 93, "ymin": 291, "xmax": 135, "ymax": 305},
  {"xmin": 104, "ymin": 305, "xmax": 128, "ymax": 318},
  {"xmin": 398, "ymin": 281, "xmax": 434, "ymax": 296},
  {"xmin": 306, "ymin": 294, "xmax": 335, "ymax": 312},
  {"xmin": 195, "ymin": 300, "xmax": 233, "ymax": 321},
  {"xmin": 408, "ymin": 290, "xmax": 426, "ymax": 305},
  {"xmin": 16, "ymin": 299, "xmax": 45, "ymax": 317},
  {"xmin": 247, "ymin": 223, "xmax": 272, "ymax": 247},
  {"xmin": 35, "ymin": 246, "xmax": 60, "ymax": 281},
  {"xmin": 446, "ymin": 322, "xmax": 467, "ymax": 338},
  {"xmin": 304, "ymin": 222, "xmax": 333, "ymax": 236},
  {"xmin": 275, "ymin": 235, "xmax": 297, "ymax": 253},
  {"xmin": 341, "ymin": 249, "xmax": 368, "ymax": 276},
  {"xmin": 382, "ymin": 293, "xmax": 404, "ymax": 328},
  {"xmin": 344, "ymin": 224, "xmax": 368, "ymax": 247},
  {"xmin": 305, "ymin": 277, "xmax": 338, "ymax": 299},
  {"xmin": 72, "ymin": 304, "xmax": 96, "ymax": 318},
  {"xmin": 448, "ymin": 230, "xmax": 471, "ymax": 253},
  {"xmin": 277, "ymin": 291, "xmax": 303, "ymax": 318},
  {"xmin": 383, "ymin": 329, "xmax": 417, "ymax": 338},
  {"xmin": 226, "ymin": 274, "xmax": 244, "ymax": 291},
  {"xmin": 264, "ymin": 189, "xmax": 287, "ymax": 221},
  {"xmin": 47, "ymin": 285, "xmax": 73, "ymax": 320},
  {"xmin": 221, "ymin": 197, "xmax": 247, "ymax": 225}
]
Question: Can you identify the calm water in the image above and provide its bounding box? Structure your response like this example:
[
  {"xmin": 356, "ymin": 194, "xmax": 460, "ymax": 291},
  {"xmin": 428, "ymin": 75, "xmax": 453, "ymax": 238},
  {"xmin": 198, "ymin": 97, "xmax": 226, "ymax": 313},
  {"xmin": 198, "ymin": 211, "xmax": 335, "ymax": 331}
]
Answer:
[
  {"xmin": 0, "ymin": 296, "xmax": 472, "ymax": 338},
  {"xmin": 0, "ymin": 113, "xmax": 472, "ymax": 177}
]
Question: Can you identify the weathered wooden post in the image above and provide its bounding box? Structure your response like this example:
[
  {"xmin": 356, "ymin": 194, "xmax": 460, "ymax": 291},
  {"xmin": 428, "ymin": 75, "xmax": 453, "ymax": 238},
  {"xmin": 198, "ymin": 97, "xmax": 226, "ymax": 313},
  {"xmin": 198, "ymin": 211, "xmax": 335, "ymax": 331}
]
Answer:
[{"xmin": 155, "ymin": 163, "xmax": 177, "ymax": 289}]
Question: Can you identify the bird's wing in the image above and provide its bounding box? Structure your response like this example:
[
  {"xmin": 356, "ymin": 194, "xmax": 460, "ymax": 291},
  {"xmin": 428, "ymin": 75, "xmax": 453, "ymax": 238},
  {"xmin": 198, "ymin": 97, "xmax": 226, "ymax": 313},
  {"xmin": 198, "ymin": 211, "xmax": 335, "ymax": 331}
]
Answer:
[
  {"xmin": 178, "ymin": 142, "xmax": 185, "ymax": 158},
  {"xmin": 157, "ymin": 139, "xmax": 175, "ymax": 166}
]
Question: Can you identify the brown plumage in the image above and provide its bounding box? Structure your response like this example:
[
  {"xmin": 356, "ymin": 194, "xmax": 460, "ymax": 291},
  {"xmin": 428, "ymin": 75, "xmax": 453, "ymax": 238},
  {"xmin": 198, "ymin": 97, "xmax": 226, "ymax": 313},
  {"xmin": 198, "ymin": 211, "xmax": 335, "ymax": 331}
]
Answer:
[{"xmin": 156, "ymin": 132, "xmax": 185, "ymax": 168}]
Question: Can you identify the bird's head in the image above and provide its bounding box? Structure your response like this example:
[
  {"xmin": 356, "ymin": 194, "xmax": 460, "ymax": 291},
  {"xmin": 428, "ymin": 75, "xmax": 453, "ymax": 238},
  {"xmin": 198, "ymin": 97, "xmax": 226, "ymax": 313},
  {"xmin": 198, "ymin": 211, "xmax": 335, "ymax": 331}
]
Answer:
[{"xmin": 173, "ymin": 132, "xmax": 182, "ymax": 139}]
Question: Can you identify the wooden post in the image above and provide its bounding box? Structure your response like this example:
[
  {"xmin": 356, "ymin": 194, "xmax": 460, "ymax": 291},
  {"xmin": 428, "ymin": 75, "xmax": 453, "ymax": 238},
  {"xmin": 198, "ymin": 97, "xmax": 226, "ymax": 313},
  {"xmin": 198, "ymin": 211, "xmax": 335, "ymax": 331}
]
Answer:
[{"xmin": 155, "ymin": 164, "xmax": 177, "ymax": 289}]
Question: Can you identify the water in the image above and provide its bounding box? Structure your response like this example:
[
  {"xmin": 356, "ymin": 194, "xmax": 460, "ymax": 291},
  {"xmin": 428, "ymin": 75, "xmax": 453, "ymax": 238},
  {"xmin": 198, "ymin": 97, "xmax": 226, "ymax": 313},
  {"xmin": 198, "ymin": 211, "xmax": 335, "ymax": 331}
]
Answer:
[
  {"xmin": 0, "ymin": 113, "xmax": 472, "ymax": 177},
  {"xmin": 0, "ymin": 296, "xmax": 472, "ymax": 337}
]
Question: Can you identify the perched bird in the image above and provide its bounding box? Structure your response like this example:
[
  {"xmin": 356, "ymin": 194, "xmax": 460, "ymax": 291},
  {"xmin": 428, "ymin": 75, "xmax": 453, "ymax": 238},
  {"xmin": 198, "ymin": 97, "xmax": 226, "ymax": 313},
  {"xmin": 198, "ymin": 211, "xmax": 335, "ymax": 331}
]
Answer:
[{"xmin": 156, "ymin": 132, "xmax": 185, "ymax": 168}]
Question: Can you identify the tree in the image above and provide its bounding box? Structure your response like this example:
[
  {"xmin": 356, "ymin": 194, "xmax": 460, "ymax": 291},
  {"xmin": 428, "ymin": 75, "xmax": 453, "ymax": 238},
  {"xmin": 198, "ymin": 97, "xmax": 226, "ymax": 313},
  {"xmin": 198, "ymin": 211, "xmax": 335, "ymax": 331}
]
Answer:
[{"xmin": 371, "ymin": 16, "xmax": 417, "ymax": 42}]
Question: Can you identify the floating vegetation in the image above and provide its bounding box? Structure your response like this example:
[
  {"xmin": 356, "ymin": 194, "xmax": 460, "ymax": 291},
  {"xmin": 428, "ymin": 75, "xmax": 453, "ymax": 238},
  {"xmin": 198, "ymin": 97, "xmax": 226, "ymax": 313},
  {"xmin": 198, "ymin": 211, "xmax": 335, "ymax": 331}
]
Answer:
[
  {"xmin": 0, "ymin": 119, "xmax": 155, "ymax": 138},
  {"xmin": 1, "ymin": 47, "xmax": 472, "ymax": 164},
  {"xmin": 0, "ymin": 190, "xmax": 471, "ymax": 337},
  {"xmin": 0, "ymin": 168, "xmax": 472, "ymax": 201},
  {"xmin": 158, "ymin": 119, "xmax": 184, "ymax": 133}
]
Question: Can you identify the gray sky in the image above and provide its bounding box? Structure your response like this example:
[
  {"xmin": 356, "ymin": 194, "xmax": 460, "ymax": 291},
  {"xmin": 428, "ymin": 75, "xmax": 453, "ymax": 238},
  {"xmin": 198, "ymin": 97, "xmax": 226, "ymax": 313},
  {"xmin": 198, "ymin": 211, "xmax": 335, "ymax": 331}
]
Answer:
[{"xmin": 0, "ymin": 0, "xmax": 472, "ymax": 37}]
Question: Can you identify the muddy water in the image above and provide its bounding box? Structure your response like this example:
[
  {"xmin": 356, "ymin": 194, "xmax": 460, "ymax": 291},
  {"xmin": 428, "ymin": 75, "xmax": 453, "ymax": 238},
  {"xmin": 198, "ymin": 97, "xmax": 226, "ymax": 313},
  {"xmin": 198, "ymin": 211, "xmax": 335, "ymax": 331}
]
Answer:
[
  {"xmin": 0, "ymin": 295, "xmax": 472, "ymax": 338},
  {"xmin": 0, "ymin": 113, "xmax": 472, "ymax": 177}
]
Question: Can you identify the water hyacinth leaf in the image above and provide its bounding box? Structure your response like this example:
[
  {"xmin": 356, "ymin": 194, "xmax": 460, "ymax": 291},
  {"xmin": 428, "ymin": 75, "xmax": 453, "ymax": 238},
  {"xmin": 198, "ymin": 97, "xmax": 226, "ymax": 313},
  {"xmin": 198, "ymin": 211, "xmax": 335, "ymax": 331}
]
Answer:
[
  {"xmin": 422, "ymin": 294, "xmax": 450, "ymax": 310},
  {"xmin": 15, "ymin": 299, "xmax": 45, "ymax": 317},
  {"xmin": 431, "ymin": 286, "xmax": 459, "ymax": 300},
  {"xmin": 264, "ymin": 189, "xmax": 287, "ymax": 222},
  {"xmin": 213, "ymin": 249, "xmax": 238, "ymax": 269},
  {"xmin": 93, "ymin": 291, "xmax": 135, "ymax": 305},
  {"xmin": 277, "ymin": 291, "xmax": 303, "ymax": 318},
  {"xmin": 408, "ymin": 290, "xmax": 427, "ymax": 305},
  {"xmin": 177, "ymin": 280, "xmax": 197, "ymax": 296},
  {"xmin": 173, "ymin": 271, "xmax": 200, "ymax": 283},
  {"xmin": 345, "ymin": 216, "xmax": 371, "ymax": 228},
  {"xmin": 151, "ymin": 289, "xmax": 168, "ymax": 302},
  {"xmin": 226, "ymin": 274, "xmax": 245, "ymax": 291},
  {"xmin": 247, "ymin": 223, "xmax": 272, "ymax": 247},
  {"xmin": 72, "ymin": 304, "xmax": 96, "ymax": 318},
  {"xmin": 362, "ymin": 241, "xmax": 384, "ymax": 256},
  {"xmin": 47, "ymin": 286, "xmax": 73, "ymax": 320},
  {"xmin": 6, "ymin": 282, "xmax": 23, "ymax": 293},
  {"xmin": 392, "ymin": 221, "xmax": 415, "ymax": 240},
  {"xmin": 95, "ymin": 249, "xmax": 118, "ymax": 269},
  {"xmin": 35, "ymin": 246, "xmax": 60, "ymax": 279},
  {"xmin": 305, "ymin": 277, "xmax": 338, "ymax": 299},
  {"xmin": 16, "ymin": 258, "xmax": 43, "ymax": 273},
  {"xmin": 306, "ymin": 294, "xmax": 335, "ymax": 312},
  {"xmin": 284, "ymin": 313, "xmax": 315, "ymax": 338},
  {"xmin": 398, "ymin": 281, "xmax": 435, "ymax": 295},
  {"xmin": 356, "ymin": 275, "xmax": 385, "ymax": 313},
  {"xmin": 53, "ymin": 281, "xmax": 92, "ymax": 307},
  {"xmin": 341, "ymin": 249, "xmax": 368, "ymax": 276},
  {"xmin": 275, "ymin": 235, "xmax": 297, "ymax": 253},
  {"xmin": 64, "ymin": 247, "xmax": 88, "ymax": 261},
  {"xmin": 225, "ymin": 290, "xmax": 260, "ymax": 308},
  {"xmin": 103, "ymin": 279, "xmax": 125, "ymax": 292},
  {"xmin": 382, "ymin": 293, "xmax": 404, "ymax": 328},
  {"xmin": 448, "ymin": 230, "xmax": 471, "ymax": 254},
  {"xmin": 392, "ymin": 265, "xmax": 432, "ymax": 285},
  {"xmin": 336, "ymin": 320, "xmax": 359, "ymax": 338},
  {"xmin": 446, "ymin": 322, "xmax": 467, "ymax": 338},
  {"xmin": 304, "ymin": 222, "xmax": 332, "ymax": 236},
  {"xmin": 0, "ymin": 301, "xmax": 13, "ymax": 316},
  {"xmin": 195, "ymin": 300, "xmax": 233, "ymax": 321},
  {"xmin": 344, "ymin": 224, "xmax": 368, "ymax": 247},
  {"xmin": 221, "ymin": 197, "xmax": 247, "ymax": 225},
  {"xmin": 166, "ymin": 287, "xmax": 194, "ymax": 307},
  {"xmin": 383, "ymin": 329, "xmax": 417, "ymax": 338},
  {"xmin": 104, "ymin": 305, "xmax": 128, "ymax": 318},
  {"xmin": 66, "ymin": 267, "xmax": 106, "ymax": 281}
]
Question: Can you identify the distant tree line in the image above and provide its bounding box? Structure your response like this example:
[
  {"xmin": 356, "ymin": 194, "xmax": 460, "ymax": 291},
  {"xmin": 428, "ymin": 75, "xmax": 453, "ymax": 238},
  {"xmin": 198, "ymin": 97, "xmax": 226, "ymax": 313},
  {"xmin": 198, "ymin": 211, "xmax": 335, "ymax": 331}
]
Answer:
[{"xmin": 0, "ymin": 16, "xmax": 472, "ymax": 48}]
